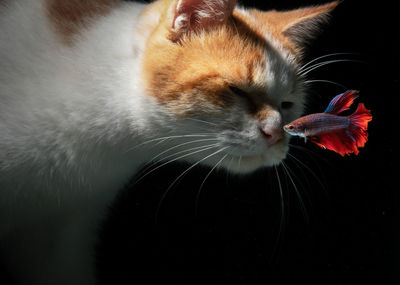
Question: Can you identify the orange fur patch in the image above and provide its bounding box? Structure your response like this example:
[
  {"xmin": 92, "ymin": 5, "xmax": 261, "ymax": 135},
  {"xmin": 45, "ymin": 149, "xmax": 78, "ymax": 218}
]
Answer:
[
  {"xmin": 46, "ymin": 0, "xmax": 119, "ymax": 44},
  {"xmin": 140, "ymin": 0, "xmax": 338, "ymax": 116},
  {"xmin": 142, "ymin": 24, "xmax": 269, "ymax": 115},
  {"xmin": 140, "ymin": 0, "xmax": 274, "ymax": 115}
]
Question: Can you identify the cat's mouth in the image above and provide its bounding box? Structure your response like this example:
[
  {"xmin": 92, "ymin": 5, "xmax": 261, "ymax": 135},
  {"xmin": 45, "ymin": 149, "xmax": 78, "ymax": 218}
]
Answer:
[{"xmin": 171, "ymin": 129, "xmax": 290, "ymax": 174}]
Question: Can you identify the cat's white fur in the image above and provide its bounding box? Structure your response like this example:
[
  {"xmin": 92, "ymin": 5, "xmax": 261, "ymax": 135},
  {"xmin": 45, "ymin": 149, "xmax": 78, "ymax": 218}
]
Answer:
[
  {"xmin": 0, "ymin": 1, "xmax": 155, "ymax": 284},
  {"xmin": 0, "ymin": 0, "xmax": 307, "ymax": 284}
]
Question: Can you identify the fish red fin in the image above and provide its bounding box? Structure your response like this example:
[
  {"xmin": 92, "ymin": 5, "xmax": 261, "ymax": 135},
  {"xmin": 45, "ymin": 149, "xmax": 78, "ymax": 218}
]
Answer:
[
  {"xmin": 324, "ymin": 90, "xmax": 359, "ymax": 114},
  {"xmin": 311, "ymin": 103, "xmax": 372, "ymax": 156},
  {"xmin": 312, "ymin": 131, "xmax": 359, "ymax": 156},
  {"xmin": 348, "ymin": 103, "xmax": 372, "ymax": 148},
  {"xmin": 309, "ymin": 137, "xmax": 326, "ymax": 149}
]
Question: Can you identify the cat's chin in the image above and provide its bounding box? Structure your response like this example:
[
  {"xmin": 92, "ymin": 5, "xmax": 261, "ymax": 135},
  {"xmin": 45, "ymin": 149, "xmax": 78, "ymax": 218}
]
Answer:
[
  {"xmin": 192, "ymin": 142, "xmax": 289, "ymax": 175},
  {"xmin": 225, "ymin": 146, "xmax": 288, "ymax": 174}
]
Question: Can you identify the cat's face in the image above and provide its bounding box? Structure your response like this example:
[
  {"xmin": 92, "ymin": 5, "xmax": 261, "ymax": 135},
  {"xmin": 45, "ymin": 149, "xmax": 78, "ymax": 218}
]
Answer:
[{"xmin": 141, "ymin": 0, "xmax": 338, "ymax": 173}]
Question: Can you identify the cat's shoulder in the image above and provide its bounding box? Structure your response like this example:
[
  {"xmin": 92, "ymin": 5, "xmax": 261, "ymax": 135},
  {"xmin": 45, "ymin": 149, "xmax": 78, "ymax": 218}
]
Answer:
[{"xmin": 46, "ymin": 0, "xmax": 120, "ymax": 43}]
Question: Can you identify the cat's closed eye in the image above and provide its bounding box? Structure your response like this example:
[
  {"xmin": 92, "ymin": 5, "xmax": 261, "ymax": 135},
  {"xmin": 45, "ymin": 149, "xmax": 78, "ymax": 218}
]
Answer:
[
  {"xmin": 228, "ymin": 85, "xmax": 248, "ymax": 98},
  {"xmin": 228, "ymin": 85, "xmax": 257, "ymax": 111}
]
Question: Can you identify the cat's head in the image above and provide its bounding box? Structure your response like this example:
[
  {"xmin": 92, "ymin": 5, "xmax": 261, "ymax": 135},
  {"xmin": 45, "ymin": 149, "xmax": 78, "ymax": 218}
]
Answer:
[{"xmin": 140, "ymin": 0, "xmax": 338, "ymax": 173}]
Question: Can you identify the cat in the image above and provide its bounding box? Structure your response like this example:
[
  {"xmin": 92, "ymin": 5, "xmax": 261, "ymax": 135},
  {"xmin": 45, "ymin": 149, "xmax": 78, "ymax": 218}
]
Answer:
[{"xmin": 0, "ymin": 0, "xmax": 338, "ymax": 284}]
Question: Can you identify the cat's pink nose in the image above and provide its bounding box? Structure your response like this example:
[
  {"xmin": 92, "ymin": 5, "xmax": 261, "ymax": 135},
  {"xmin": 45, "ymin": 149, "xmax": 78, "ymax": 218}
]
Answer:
[{"xmin": 260, "ymin": 127, "xmax": 285, "ymax": 146}]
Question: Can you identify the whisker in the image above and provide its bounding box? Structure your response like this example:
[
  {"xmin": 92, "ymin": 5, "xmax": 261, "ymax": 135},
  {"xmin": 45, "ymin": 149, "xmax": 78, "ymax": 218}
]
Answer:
[
  {"xmin": 298, "ymin": 52, "xmax": 359, "ymax": 72},
  {"xmin": 286, "ymin": 152, "xmax": 328, "ymax": 197},
  {"xmin": 281, "ymin": 161, "xmax": 310, "ymax": 224},
  {"xmin": 225, "ymin": 155, "xmax": 235, "ymax": 185},
  {"xmin": 299, "ymin": 59, "xmax": 365, "ymax": 76},
  {"xmin": 135, "ymin": 140, "xmax": 220, "ymax": 180},
  {"xmin": 155, "ymin": 146, "xmax": 230, "ymax": 222},
  {"xmin": 149, "ymin": 138, "xmax": 219, "ymax": 164},
  {"xmin": 289, "ymin": 144, "xmax": 333, "ymax": 169},
  {"xmin": 304, "ymin": 79, "xmax": 347, "ymax": 90},
  {"xmin": 134, "ymin": 143, "xmax": 221, "ymax": 184},
  {"xmin": 195, "ymin": 153, "xmax": 229, "ymax": 216},
  {"xmin": 300, "ymin": 59, "xmax": 364, "ymax": 76},
  {"xmin": 125, "ymin": 133, "xmax": 217, "ymax": 153},
  {"xmin": 270, "ymin": 165, "xmax": 286, "ymax": 262},
  {"xmin": 285, "ymin": 148, "xmax": 314, "ymax": 190},
  {"xmin": 185, "ymin": 118, "xmax": 218, "ymax": 126}
]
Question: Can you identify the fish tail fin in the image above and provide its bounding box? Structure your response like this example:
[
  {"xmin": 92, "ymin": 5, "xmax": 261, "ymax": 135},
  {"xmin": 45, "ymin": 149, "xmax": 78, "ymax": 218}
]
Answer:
[
  {"xmin": 347, "ymin": 103, "xmax": 373, "ymax": 153},
  {"xmin": 349, "ymin": 103, "xmax": 372, "ymax": 130}
]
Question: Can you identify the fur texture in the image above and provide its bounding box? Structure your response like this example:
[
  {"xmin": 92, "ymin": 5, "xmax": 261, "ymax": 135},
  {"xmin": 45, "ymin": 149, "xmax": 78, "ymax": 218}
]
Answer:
[{"xmin": 0, "ymin": 0, "xmax": 337, "ymax": 284}]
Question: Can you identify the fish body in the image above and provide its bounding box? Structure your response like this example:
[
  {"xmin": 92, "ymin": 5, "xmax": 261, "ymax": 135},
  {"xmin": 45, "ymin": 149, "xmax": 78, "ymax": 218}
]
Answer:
[
  {"xmin": 284, "ymin": 90, "xmax": 372, "ymax": 156},
  {"xmin": 285, "ymin": 112, "xmax": 351, "ymax": 138}
]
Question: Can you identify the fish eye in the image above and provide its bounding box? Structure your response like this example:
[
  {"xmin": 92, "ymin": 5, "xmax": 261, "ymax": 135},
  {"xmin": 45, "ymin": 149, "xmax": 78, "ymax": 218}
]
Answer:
[
  {"xmin": 288, "ymin": 125, "xmax": 294, "ymax": 130},
  {"xmin": 281, "ymin": 101, "xmax": 294, "ymax": 109}
]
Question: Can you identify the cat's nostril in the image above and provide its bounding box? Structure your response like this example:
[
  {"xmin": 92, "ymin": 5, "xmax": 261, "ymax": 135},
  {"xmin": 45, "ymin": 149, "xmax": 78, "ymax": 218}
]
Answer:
[
  {"xmin": 260, "ymin": 127, "xmax": 284, "ymax": 146},
  {"xmin": 262, "ymin": 132, "xmax": 272, "ymax": 138}
]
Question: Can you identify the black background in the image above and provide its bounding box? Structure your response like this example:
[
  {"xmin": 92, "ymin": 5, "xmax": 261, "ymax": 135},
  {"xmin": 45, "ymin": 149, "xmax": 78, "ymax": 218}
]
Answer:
[
  {"xmin": 1, "ymin": 0, "xmax": 397, "ymax": 284},
  {"xmin": 97, "ymin": 0, "xmax": 399, "ymax": 284}
]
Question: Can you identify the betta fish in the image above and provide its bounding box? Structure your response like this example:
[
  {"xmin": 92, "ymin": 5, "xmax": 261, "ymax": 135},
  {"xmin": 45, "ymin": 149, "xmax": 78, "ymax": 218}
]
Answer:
[{"xmin": 283, "ymin": 90, "xmax": 372, "ymax": 156}]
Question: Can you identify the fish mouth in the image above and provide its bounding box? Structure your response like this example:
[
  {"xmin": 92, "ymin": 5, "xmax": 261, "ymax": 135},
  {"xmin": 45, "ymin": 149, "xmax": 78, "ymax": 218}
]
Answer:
[
  {"xmin": 283, "ymin": 125, "xmax": 305, "ymax": 138},
  {"xmin": 283, "ymin": 124, "xmax": 297, "ymax": 136}
]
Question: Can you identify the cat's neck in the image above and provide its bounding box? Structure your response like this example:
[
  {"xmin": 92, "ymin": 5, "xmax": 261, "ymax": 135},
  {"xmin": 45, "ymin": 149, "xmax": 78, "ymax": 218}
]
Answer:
[{"xmin": 62, "ymin": 2, "xmax": 165, "ymax": 146}]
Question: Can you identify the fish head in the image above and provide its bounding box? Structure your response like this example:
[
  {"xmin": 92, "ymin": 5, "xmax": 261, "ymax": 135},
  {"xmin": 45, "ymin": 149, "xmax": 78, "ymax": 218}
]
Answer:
[{"xmin": 283, "ymin": 121, "xmax": 306, "ymax": 137}]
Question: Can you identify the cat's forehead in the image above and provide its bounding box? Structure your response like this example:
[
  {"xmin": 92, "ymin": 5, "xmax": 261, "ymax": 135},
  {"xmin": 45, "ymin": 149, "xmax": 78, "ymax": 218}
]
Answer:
[
  {"xmin": 233, "ymin": 8, "xmax": 298, "ymax": 60},
  {"xmin": 182, "ymin": 11, "xmax": 298, "ymax": 93}
]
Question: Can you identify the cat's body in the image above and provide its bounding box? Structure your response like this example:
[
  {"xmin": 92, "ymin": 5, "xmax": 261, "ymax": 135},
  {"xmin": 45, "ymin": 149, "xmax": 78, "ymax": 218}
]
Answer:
[{"xmin": 0, "ymin": 0, "xmax": 337, "ymax": 284}]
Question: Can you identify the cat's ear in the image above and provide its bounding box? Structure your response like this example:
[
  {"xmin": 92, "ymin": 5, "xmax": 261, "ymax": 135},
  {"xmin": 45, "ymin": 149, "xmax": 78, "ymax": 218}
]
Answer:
[
  {"xmin": 169, "ymin": 0, "xmax": 237, "ymax": 41},
  {"xmin": 272, "ymin": 1, "xmax": 340, "ymax": 48}
]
